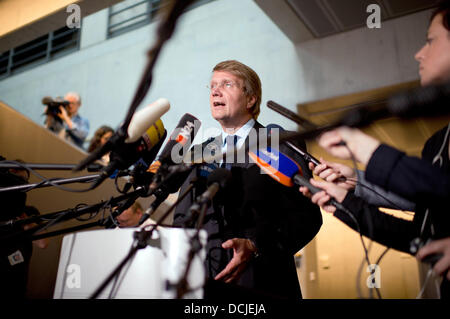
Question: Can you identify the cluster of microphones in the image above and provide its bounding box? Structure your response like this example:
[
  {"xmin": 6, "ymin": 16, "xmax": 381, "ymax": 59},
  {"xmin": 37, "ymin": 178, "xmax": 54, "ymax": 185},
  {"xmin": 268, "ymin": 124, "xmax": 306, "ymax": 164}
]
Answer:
[{"xmin": 76, "ymin": 79, "xmax": 450, "ymax": 228}]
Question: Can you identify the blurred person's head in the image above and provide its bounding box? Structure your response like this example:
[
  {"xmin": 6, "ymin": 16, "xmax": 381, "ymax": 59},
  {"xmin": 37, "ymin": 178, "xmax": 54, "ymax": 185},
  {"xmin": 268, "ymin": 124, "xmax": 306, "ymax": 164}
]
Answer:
[
  {"xmin": 8, "ymin": 159, "xmax": 30, "ymax": 182},
  {"xmin": 64, "ymin": 92, "xmax": 82, "ymax": 117},
  {"xmin": 116, "ymin": 202, "xmax": 143, "ymax": 228},
  {"xmin": 415, "ymin": 1, "xmax": 450, "ymax": 86},
  {"xmin": 88, "ymin": 125, "xmax": 114, "ymax": 153}
]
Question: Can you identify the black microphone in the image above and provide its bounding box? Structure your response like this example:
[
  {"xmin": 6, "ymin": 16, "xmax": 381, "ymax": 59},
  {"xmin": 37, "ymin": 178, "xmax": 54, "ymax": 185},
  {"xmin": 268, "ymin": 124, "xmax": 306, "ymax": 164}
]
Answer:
[
  {"xmin": 138, "ymin": 113, "xmax": 201, "ymax": 225},
  {"xmin": 92, "ymin": 122, "xmax": 167, "ymax": 189},
  {"xmin": 149, "ymin": 113, "xmax": 201, "ymax": 187},
  {"xmin": 341, "ymin": 81, "xmax": 450, "ymax": 127},
  {"xmin": 74, "ymin": 98, "xmax": 170, "ymax": 172},
  {"xmin": 387, "ymin": 81, "xmax": 450, "ymax": 118},
  {"xmin": 158, "ymin": 113, "xmax": 201, "ymax": 166},
  {"xmin": 267, "ymin": 123, "xmax": 320, "ymax": 166},
  {"xmin": 267, "ymin": 100, "xmax": 317, "ymax": 130}
]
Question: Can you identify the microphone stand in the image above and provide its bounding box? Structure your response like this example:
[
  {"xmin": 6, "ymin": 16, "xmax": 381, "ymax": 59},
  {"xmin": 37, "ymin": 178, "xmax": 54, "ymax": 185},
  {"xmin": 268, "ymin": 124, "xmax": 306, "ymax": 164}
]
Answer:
[
  {"xmin": 0, "ymin": 162, "xmax": 103, "ymax": 172},
  {"xmin": 175, "ymin": 201, "xmax": 208, "ymax": 299},
  {"xmin": 174, "ymin": 181, "xmax": 221, "ymax": 298},
  {"xmin": 0, "ymin": 186, "xmax": 149, "ymax": 241},
  {"xmin": 0, "ymin": 174, "xmax": 101, "ymax": 193},
  {"xmin": 89, "ymin": 181, "xmax": 195, "ymax": 299}
]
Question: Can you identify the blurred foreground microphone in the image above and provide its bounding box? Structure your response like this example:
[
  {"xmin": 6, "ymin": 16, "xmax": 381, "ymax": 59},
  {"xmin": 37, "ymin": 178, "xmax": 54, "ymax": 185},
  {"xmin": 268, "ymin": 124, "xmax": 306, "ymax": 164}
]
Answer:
[
  {"xmin": 341, "ymin": 81, "xmax": 450, "ymax": 127},
  {"xmin": 267, "ymin": 123, "xmax": 320, "ymax": 166},
  {"xmin": 387, "ymin": 80, "xmax": 450, "ymax": 118},
  {"xmin": 74, "ymin": 98, "xmax": 170, "ymax": 172},
  {"xmin": 138, "ymin": 113, "xmax": 201, "ymax": 225},
  {"xmin": 249, "ymin": 147, "xmax": 347, "ymax": 211},
  {"xmin": 93, "ymin": 120, "xmax": 166, "ymax": 189},
  {"xmin": 90, "ymin": 101, "xmax": 169, "ymax": 189},
  {"xmin": 266, "ymin": 100, "xmax": 316, "ymax": 130}
]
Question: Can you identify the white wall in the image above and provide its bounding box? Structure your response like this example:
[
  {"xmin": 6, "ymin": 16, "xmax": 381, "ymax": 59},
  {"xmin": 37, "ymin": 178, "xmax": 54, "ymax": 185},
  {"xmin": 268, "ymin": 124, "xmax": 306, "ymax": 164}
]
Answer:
[{"xmin": 0, "ymin": 0, "xmax": 430, "ymax": 147}]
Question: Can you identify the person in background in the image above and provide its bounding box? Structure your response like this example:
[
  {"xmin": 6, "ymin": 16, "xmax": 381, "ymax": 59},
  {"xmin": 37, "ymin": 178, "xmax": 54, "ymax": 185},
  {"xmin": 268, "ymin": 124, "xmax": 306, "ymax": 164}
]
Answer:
[
  {"xmin": 88, "ymin": 125, "xmax": 114, "ymax": 164},
  {"xmin": 116, "ymin": 202, "xmax": 143, "ymax": 228},
  {"xmin": 1, "ymin": 163, "xmax": 49, "ymax": 299},
  {"xmin": 45, "ymin": 92, "xmax": 90, "ymax": 149},
  {"xmin": 299, "ymin": 0, "xmax": 450, "ymax": 298}
]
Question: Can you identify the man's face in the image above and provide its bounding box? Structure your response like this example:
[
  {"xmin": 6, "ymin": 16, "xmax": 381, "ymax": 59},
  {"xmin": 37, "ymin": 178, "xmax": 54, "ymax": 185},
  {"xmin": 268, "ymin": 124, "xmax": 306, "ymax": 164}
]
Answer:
[
  {"xmin": 116, "ymin": 207, "xmax": 141, "ymax": 228},
  {"xmin": 415, "ymin": 13, "xmax": 450, "ymax": 86},
  {"xmin": 209, "ymin": 71, "xmax": 255, "ymax": 128},
  {"xmin": 64, "ymin": 94, "xmax": 81, "ymax": 117}
]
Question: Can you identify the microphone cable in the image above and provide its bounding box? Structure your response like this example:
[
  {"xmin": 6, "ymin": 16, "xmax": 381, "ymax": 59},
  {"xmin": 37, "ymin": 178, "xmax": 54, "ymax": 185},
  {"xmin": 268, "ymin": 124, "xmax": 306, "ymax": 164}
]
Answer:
[
  {"xmin": 0, "ymin": 160, "xmax": 100, "ymax": 193},
  {"xmin": 342, "ymin": 143, "xmax": 383, "ymax": 299}
]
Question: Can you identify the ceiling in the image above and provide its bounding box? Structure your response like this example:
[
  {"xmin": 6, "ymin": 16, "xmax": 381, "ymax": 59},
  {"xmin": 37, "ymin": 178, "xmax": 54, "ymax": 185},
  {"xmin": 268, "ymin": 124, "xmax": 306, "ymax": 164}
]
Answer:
[
  {"xmin": 255, "ymin": 0, "xmax": 440, "ymax": 43},
  {"xmin": 0, "ymin": 0, "xmax": 122, "ymax": 53}
]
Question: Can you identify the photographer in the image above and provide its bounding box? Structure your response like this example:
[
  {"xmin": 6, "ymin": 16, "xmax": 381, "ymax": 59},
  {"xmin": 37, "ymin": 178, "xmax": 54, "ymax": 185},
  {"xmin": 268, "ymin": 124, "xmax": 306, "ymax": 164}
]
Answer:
[
  {"xmin": 0, "ymin": 158, "xmax": 49, "ymax": 298},
  {"xmin": 45, "ymin": 92, "xmax": 89, "ymax": 149}
]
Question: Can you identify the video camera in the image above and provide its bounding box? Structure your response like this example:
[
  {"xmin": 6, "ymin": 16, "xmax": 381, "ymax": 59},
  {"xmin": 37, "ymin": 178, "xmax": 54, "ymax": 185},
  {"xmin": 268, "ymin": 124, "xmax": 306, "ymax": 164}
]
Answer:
[{"xmin": 42, "ymin": 96, "xmax": 70, "ymax": 118}]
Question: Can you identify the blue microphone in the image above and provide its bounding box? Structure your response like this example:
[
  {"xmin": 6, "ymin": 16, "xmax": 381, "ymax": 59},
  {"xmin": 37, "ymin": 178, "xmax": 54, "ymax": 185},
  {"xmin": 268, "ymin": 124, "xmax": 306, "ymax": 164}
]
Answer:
[{"xmin": 249, "ymin": 147, "xmax": 347, "ymax": 211}]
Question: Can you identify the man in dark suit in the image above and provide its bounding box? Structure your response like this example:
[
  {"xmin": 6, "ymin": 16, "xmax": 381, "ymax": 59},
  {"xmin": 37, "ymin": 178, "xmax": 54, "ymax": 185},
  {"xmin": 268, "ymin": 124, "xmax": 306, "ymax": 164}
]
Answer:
[{"xmin": 173, "ymin": 60, "xmax": 322, "ymax": 299}]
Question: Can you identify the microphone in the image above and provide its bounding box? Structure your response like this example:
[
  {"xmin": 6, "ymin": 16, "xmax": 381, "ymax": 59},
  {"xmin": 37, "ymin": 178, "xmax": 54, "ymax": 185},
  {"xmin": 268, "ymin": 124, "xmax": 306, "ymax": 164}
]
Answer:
[
  {"xmin": 74, "ymin": 98, "xmax": 170, "ymax": 172},
  {"xmin": 340, "ymin": 81, "xmax": 450, "ymax": 127},
  {"xmin": 125, "ymin": 98, "xmax": 170, "ymax": 143},
  {"xmin": 248, "ymin": 147, "xmax": 347, "ymax": 211},
  {"xmin": 387, "ymin": 81, "xmax": 450, "ymax": 118},
  {"xmin": 92, "ymin": 120, "xmax": 167, "ymax": 189},
  {"xmin": 267, "ymin": 123, "xmax": 320, "ymax": 166},
  {"xmin": 158, "ymin": 113, "xmax": 201, "ymax": 166},
  {"xmin": 150, "ymin": 113, "xmax": 201, "ymax": 187},
  {"xmin": 267, "ymin": 100, "xmax": 317, "ymax": 130},
  {"xmin": 138, "ymin": 113, "xmax": 201, "ymax": 225}
]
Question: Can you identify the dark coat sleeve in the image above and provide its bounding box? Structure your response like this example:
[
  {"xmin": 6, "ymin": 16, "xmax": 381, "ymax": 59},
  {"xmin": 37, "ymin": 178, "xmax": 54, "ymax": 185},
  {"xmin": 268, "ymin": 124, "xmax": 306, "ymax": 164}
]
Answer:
[{"xmin": 365, "ymin": 144, "xmax": 450, "ymax": 206}]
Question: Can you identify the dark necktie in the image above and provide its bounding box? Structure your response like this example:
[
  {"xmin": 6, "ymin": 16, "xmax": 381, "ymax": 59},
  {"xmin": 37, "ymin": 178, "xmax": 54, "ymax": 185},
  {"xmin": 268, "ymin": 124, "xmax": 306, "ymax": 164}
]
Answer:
[{"xmin": 222, "ymin": 135, "xmax": 238, "ymax": 170}]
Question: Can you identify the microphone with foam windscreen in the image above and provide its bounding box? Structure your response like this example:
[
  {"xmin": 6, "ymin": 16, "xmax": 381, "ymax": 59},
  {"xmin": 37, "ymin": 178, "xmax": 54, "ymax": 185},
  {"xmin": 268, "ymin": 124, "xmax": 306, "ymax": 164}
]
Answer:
[
  {"xmin": 89, "ymin": 101, "xmax": 169, "ymax": 189},
  {"xmin": 92, "ymin": 121, "xmax": 167, "ymax": 189},
  {"xmin": 339, "ymin": 81, "xmax": 450, "ymax": 127},
  {"xmin": 248, "ymin": 147, "xmax": 347, "ymax": 211},
  {"xmin": 386, "ymin": 80, "xmax": 450, "ymax": 118},
  {"xmin": 74, "ymin": 98, "xmax": 170, "ymax": 173},
  {"xmin": 138, "ymin": 113, "xmax": 201, "ymax": 225}
]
